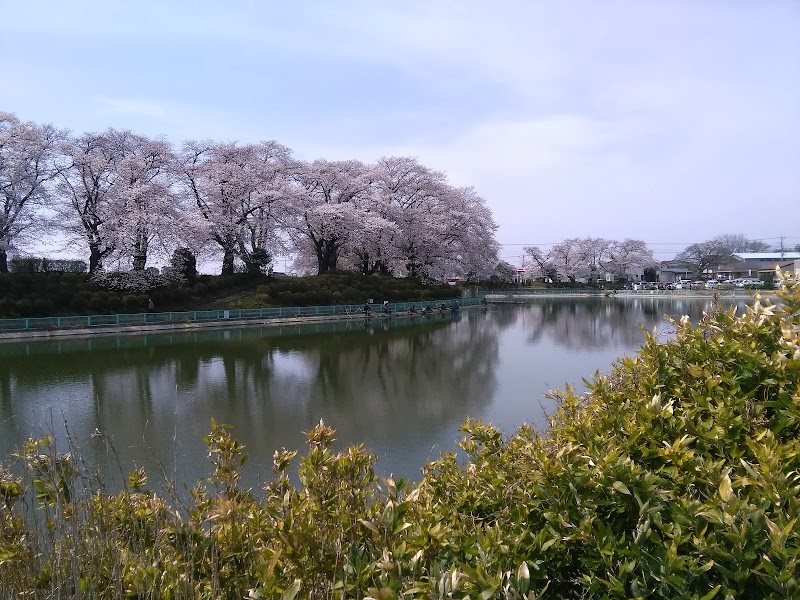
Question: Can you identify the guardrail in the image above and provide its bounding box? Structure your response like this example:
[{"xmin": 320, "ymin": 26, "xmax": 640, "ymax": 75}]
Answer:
[
  {"xmin": 478, "ymin": 288, "xmax": 595, "ymax": 296},
  {"xmin": 0, "ymin": 297, "xmax": 483, "ymax": 334},
  {"xmin": 477, "ymin": 287, "xmax": 756, "ymax": 297}
]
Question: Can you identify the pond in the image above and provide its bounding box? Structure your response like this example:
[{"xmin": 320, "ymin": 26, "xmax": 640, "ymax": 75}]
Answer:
[{"xmin": 0, "ymin": 296, "xmax": 749, "ymax": 491}]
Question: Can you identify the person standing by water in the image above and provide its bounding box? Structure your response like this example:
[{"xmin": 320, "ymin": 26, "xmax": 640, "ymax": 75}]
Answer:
[{"xmin": 147, "ymin": 298, "xmax": 155, "ymax": 313}]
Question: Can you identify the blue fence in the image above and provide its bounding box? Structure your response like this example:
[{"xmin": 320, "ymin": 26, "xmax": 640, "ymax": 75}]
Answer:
[
  {"xmin": 0, "ymin": 297, "xmax": 483, "ymax": 334},
  {"xmin": 478, "ymin": 288, "xmax": 595, "ymax": 296},
  {"xmin": 478, "ymin": 288, "xmax": 747, "ymax": 297}
]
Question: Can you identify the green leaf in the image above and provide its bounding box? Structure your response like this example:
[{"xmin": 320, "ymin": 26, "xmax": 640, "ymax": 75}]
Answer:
[
  {"xmin": 612, "ymin": 481, "xmax": 631, "ymax": 495},
  {"xmin": 517, "ymin": 561, "xmax": 530, "ymax": 594},
  {"xmin": 719, "ymin": 474, "xmax": 733, "ymax": 502},
  {"xmin": 699, "ymin": 585, "xmax": 721, "ymax": 600},
  {"xmin": 281, "ymin": 579, "xmax": 301, "ymax": 600},
  {"xmin": 359, "ymin": 519, "xmax": 380, "ymax": 534}
]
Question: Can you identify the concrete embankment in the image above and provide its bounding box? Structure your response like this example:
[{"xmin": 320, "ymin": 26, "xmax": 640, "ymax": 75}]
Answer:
[{"xmin": 0, "ymin": 307, "xmax": 475, "ymax": 342}]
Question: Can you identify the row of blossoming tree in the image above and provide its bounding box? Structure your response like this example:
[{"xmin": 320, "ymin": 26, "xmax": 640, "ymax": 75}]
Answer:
[
  {"xmin": 524, "ymin": 237, "xmax": 656, "ymax": 283},
  {"xmin": 0, "ymin": 112, "xmax": 499, "ymax": 279}
]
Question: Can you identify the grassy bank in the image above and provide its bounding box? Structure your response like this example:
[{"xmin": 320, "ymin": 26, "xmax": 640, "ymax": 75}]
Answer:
[
  {"xmin": 1, "ymin": 276, "xmax": 798, "ymax": 598},
  {"xmin": 0, "ymin": 272, "xmax": 462, "ymax": 318}
]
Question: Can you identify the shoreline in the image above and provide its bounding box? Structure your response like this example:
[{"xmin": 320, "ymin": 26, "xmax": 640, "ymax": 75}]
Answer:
[
  {"xmin": 0, "ymin": 307, "xmax": 470, "ymax": 342},
  {"xmin": 0, "ymin": 291, "xmax": 771, "ymax": 342}
]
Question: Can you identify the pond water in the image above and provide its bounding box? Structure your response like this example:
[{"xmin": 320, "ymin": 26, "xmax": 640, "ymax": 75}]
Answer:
[{"xmin": 0, "ymin": 296, "xmax": 749, "ymax": 490}]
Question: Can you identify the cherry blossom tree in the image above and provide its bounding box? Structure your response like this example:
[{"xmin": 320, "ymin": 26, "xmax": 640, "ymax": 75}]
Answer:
[
  {"xmin": 576, "ymin": 237, "xmax": 612, "ymax": 283},
  {"xmin": 372, "ymin": 157, "xmax": 449, "ymax": 278},
  {"xmin": 340, "ymin": 214, "xmax": 400, "ymax": 275},
  {"xmin": 238, "ymin": 141, "xmax": 296, "ymax": 274},
  {"xmin": 491, "ymin": 260, "xmax": 517, "ymax": 284},
  {"xmin": 179, "ymin": 140, "xmax": 294, "ymax": 275},
  {"xmin": 54, "ymin": 129, "xmax": 179, "ymax": 273},
  {"xmin": 440, "ymin": 186, "xmax": 499, "ymax": 281},
  {"xmin": 288, "ymin": 159, "xmax": 374, "ymax": 274},
  {"xmin": 549, "ymin": 238, "xmax": 587, "ymax": 283},
  {"xmin": 524, "ymin": 246, "xmax": 556, "ymax": 281},
  {"xmin": 0, "ymin": 112, "xmax": 65, "ymax": 272},
  {"xmin": 108, "ymin": 134, "xmax": 179, "ymax": 270},
  {"xmin": 53, "ymin": 130, "xmax": 124, "ymax": 273},
  {"xmin": 604, "ymin": 239, "xmax": 655, "ymax": 281},
  {"xmin": 370, "ymin": 157, "xmax": 498, "ymax": 280}
]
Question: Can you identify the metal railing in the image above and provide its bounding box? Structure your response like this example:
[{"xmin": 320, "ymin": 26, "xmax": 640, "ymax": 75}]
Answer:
[
  {"xmin": 479, "ymin": 288, "xmax": 599, "ymax": 296},
  {"xmin": 0, "ymin": 297, "xmax": 483, "ymax": 334},
  {"xmin": 478, "ymin": 287, "xmax": 754, "ymax": 297}
]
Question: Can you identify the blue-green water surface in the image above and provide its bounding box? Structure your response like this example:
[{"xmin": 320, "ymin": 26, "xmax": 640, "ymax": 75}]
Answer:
[{"xmin": 0, "ymin": 297, "xmax": 747, "ymax": 490}]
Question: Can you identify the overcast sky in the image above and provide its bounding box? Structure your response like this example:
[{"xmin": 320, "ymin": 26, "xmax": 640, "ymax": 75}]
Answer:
[{"xmin": 2, "ymin": 0, "xmax": 799, "ymax": 265}]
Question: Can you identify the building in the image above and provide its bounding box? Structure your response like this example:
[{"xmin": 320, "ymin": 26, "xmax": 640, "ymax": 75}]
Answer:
[
  {"xmin": 732, "ymin": 252, "xmax": 800, "ymax": 263},
  {"xmin": 658, "ymin": 260, "xmax": 695, "ymax": 283},
  {"xmin": 719, "ymin": 253, "xmax": 800, "ymax": 280}
]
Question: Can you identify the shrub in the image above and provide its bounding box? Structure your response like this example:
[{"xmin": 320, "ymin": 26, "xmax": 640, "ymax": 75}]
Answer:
[
  {"xmin": 122, "ymin": 294, "xmax": 141, "ymax": 313},
  {"xmin": 70, "ymin": 291, "xmax": 93, "ymax": 313},
  {"xmin": 32, "ymin": 298, "xmax": 54, "ymax": 316},
  {"xmin": 193, "ymin": 282, "xmax": 208, "ymax": 296},
  {"xmin": 106, "ymin": 294, "xmax": 123, "ymax": 312},
  {"xmin": 89, "ymin": 293, "xmax": 108, "ymax": 314},
  {"xmin": 14, "ymin": 298, "xmax": 33, "ymax": 316},
  {"xmin": 170, "ymin": 247, "xmax": 198, "ymax": 281},
  {"xmin": 0, "ymin": 298, "xmax": 17, "ymax": 317}
]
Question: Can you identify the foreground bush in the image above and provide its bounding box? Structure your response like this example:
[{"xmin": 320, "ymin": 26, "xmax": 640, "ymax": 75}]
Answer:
[{"xmin": 1, "ymin": 275, "xmax": 798, "ymax": 598}]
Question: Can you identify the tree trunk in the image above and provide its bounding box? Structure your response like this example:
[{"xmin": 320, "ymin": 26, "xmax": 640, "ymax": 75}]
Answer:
[
  {"xmin": 221, "ymin": 249, "xmax": 235, "ymax": 275},
  {"xmin": 89, "ymin": 245, "xmax": 102, "ymax": 274},
  {"xmin": 132, "ymin": 254, "xmax": 147, "ymax": 271},
  {"xmin": 0, "ymin": 250, "xmax": 7, "ymax": 274},
  {"xmin": 315, "ymin": 240, "xmax": 338, "ymax": 275},
  {"xmin": 132, "ymin": 228, "xmax": 148, "ymax": 271}
]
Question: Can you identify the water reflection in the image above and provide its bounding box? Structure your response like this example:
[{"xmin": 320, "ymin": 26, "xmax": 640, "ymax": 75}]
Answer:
[
  {"xmin": 0, "ymin": 298, "xmax": 747, "ymax": 487},
  {"xmin": 522, "ymin": 296, "xmax": 738, "ymax": 350},
  {"xmin": 0, "ymin": 312, "xmax": 499, "ymax": 487}
]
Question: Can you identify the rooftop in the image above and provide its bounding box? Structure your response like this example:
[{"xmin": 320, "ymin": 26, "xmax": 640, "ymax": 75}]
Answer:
[{"xmin": 733, "ymin": 252, "xmax": 800, "ymax": 261}]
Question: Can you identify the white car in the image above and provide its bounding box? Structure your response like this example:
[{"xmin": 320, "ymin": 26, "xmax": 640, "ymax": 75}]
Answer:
[{"xmin": 735, "ymin": 278, "xmax": 762, "ymax": 288}]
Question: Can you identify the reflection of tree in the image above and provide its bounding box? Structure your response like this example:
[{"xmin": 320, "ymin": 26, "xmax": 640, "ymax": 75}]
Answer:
[
  {"xmin": 523, "ymin": 297, "xmax": 745, "ymax": 350},
  {"xmin": 258, "ymin": 312, "xmax": 501, "ymax": 447},
  {"xmin": 484, "ymin": 304, "xmax": 519, "ymax": 329},
  {"xmin": 0, "ymin": 312, "xmax": 502, "ymax": 486}
]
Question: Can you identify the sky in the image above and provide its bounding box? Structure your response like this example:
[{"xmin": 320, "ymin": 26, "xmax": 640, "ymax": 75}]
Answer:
[{"xmin": 2, "ymin": 0, "xmax": 799, "ymax": 267}]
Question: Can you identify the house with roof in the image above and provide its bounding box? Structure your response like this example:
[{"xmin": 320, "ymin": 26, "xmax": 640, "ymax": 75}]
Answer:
[
  {"xmin": 732, "ymin": 252, "xmax": 800, "ymax": 263},
  {"xmin": 718, "ymin": 253, "xmax": 800, "ymax": 281},
  {"xmin": 762, "ymin": 259, "xmax": 800, "ymax": 280},
  {"xmin": 658, "ymin": 259, "xmax": 695, "ymax": 282}
]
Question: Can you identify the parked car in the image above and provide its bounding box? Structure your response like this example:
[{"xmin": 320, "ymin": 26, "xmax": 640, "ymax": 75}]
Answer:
[
  {"xmin": 735, "ymin": 278, "xmax": 763, "ymax": 288},
  {"xmin": 704, "ymin": 280, "xmax": 719, "ymax": 290}
]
